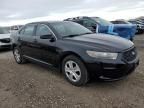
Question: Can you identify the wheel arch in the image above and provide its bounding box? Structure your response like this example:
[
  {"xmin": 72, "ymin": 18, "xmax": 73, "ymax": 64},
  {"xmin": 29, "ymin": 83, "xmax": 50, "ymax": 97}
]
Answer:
[
  {"xmin": 12, "ymin": 43, "xmax": 17, "ymax": 49},
  {"xmin": 59, "ymin": 51, "xmax": 86, "ymax": 72}
]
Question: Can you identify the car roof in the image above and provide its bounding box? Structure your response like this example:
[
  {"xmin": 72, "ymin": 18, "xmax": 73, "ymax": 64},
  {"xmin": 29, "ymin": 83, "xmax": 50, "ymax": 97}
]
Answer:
[
  {"xmin": 27, "ymin": 21, "xmax": 70, "ymax": 25},
  {"xmin": 64, "ymin": 16, "xmax": 100, "ymax": 21}
]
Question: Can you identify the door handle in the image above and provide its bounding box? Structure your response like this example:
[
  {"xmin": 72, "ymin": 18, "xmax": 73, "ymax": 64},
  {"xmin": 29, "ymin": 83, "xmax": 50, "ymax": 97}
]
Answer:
[{"xmin": 18, "ymin": 37, "xmax": 22, "ymax": 41}]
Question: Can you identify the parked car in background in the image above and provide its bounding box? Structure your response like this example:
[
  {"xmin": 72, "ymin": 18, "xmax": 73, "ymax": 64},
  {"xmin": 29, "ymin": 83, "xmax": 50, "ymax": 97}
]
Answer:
[
  {"xmin": 137, "ymin": 17, "xmax": 144, "ymax": 23},
  {"xmin": 11, "ymin": 21, "xmax": 139, "ymax": 86},
  {"xmin": 128, "ymin": 19, "xmax": 144, "ymax": 34},
  {"xmin": 111, "ymin": 19, "xmax": 131, "ymax": 24},
  {"xmin": 65, "ymin": 17, "xmax": 136, "ymax": 41},
  {"xmin": 0, "ymin": 27, "xmax": 11, "ymax": 49},
  {"xmin": 3, "ymin": 26, "xmax": 11, "ymax": 33},
  {"xmin": 10, "ymin": 25, "xmax": 23, "ymax": 33}
]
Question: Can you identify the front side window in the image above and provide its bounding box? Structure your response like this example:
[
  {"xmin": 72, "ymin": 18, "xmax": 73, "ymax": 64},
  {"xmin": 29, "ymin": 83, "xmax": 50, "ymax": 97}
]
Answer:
[
  {"xmin": 36, "ymin": 24, "xmax": 51, "ymax": 36},
  {"xmin": 23, "ymin": 25, "xmax": 35, "ymax": 36}
]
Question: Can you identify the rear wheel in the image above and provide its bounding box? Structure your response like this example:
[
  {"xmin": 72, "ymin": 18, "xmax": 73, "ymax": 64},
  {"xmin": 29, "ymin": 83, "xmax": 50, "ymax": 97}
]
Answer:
[
  {"xmin": 62, "ymin": 55, "xmax": 89, "ymax": 86},
  {"xmin": 13, "ymin": 47, "xmax": 27, "ymax": 64}
]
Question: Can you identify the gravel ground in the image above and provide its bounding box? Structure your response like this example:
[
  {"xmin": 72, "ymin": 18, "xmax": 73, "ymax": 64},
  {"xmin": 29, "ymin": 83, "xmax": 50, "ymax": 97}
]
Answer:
[{"xmin": 0, "ymin": 35, "xmax": 144, "ymax": 108}]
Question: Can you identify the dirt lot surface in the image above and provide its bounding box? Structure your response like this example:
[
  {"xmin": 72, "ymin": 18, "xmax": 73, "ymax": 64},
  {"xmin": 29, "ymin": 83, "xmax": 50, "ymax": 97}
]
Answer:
[{"xmin": 0, "ymin": 35, "xmax": 144, "ymax": 108}]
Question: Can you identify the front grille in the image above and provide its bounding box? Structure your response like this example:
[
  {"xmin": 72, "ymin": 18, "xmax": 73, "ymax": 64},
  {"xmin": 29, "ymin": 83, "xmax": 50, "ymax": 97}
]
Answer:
[
  {"xmin": 123, "ymin": 47, "xmax": 137, "ymax": 62},
  {"xmin": 0, "ymin": 38, "xmax": 10, "ymax": 43}
]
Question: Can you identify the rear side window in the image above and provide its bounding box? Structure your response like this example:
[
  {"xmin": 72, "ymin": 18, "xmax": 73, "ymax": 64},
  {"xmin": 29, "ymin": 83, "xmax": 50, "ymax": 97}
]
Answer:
[
  {"xmin": 36, "ymin": 24, "xmax": 51, "ymax": 36},
  {"xmin": 23, "ymin": 25, "xmax": 35, "ymax": 36}
]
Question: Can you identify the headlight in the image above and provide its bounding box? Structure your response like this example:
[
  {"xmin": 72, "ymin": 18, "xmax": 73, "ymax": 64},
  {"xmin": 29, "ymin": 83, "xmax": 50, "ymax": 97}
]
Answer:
[{"xmin": 86, "ymin": 51, "xmax": 118, "ymax": 60}]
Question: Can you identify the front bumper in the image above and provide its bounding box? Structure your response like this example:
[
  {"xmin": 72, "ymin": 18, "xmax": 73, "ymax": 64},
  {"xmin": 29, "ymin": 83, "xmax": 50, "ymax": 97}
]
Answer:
[
  {"xmin": 85, "ymin": 56, "xmax": 139, "ymax": 81},
  {"xmin": 0, "ymin": 42, "xmax": 12, "ymax": 49}
]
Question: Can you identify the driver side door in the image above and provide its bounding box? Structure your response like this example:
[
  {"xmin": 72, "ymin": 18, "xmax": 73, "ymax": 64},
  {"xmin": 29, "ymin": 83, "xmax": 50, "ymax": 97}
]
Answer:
[{"xmin": 35, "ymin": 24, "xmax": 57, "ymax": 65}]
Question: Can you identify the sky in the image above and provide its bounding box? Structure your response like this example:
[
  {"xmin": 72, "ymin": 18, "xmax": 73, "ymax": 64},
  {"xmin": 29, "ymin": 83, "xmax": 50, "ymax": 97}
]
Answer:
[{"xmin": 0, "ymin": 0, "xmax": 144, "ymax": 26}]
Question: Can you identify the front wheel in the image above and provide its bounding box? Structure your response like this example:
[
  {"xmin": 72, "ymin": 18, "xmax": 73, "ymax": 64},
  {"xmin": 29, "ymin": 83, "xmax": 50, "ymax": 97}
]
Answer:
[
  {"xmin": 62, "ymin": 55, "xmax": 89, "ymax": 86},
  {"xmin": 13, "ymin": 47, "xmax": 27, "ymax": 64}
]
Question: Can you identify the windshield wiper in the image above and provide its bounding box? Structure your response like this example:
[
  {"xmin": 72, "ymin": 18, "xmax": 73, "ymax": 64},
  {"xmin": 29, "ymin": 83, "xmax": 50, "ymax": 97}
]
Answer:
[
  {"xmin": 63, "ymin": 34, "xmax": 82, "ymax": 38},
  {"xmin": 63, "ymin": 32, "xmax": 93, "ymax": 38},
  {"xmin": 80, "ymin": 32, "xmax": 93, "ymax": 35}
]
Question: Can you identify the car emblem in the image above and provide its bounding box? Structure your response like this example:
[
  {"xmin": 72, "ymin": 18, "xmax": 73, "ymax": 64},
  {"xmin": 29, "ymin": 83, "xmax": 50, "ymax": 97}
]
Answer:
[{"xmin": 132, "ymin": 51, "xmax": 135, "ymax": 55}]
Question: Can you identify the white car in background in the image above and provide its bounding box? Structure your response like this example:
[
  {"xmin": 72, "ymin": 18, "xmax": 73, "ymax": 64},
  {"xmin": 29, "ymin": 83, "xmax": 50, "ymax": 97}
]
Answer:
[
  {"xmin": 10, "ymin": 25, "xmax": 23, "ymax": 33},
  {"xmin": 0, "ymin": 27, "xmax": 11, "ymax": 49}
]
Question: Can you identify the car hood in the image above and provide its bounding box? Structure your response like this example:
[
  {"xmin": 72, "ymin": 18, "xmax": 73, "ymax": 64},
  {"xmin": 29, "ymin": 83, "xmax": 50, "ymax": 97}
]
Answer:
[
  {"xmin": 0, "ymin": 34, "xmax": 10, "ymax": 39},
  {"xmin": 65, "ymin": 33, "xmax": 134, "ymax": 52}
]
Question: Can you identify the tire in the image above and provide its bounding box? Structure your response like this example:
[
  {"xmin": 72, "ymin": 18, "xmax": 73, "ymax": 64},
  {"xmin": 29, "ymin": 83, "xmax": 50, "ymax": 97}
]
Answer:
[
  {"xmin": 13, "ymin": 47, "xmax": 27, "ymax": 64},
  {"xmin": 62, "ymin": 55, "xmax": 89, "ymax": 86}
]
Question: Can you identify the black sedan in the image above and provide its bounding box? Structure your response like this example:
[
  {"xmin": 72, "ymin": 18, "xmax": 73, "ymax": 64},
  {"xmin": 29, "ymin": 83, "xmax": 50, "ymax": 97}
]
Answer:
[{"xmin": 11, "ymin": 21, "xmax": 139, "ymax": 86}]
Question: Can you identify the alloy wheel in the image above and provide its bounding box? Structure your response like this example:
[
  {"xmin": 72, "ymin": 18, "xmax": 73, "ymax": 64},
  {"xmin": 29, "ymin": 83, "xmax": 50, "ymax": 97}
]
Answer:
[
  {"xmin": 14, "ymin": 49, "xmax": 21, "ymax": 62},
  {"xmin": 65, "ymin": 60, "xmax": 81, "ymax": 82}
]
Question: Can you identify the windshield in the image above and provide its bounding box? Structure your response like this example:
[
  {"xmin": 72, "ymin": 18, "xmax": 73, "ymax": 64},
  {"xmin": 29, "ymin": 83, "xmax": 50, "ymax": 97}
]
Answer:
[
  {"xmin": 50, "ymin": 22, "xmax": 93, "ymax": 37},
  {"xmin": 0, "ymin": 27, "xmax": 10, "ymax": 34},
  {"xmin": 92, "ymin": 17, "xmax": 112, "ymax": 26}
]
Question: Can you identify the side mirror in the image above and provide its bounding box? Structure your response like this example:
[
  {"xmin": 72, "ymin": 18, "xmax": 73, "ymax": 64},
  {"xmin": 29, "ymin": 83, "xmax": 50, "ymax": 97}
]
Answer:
[
  {"xmin": 40, "ymin": 34, "xmax": 52, "ymax": 39},
  {"xmin": 49, "ymin": 37, "xmax": 56, "ymax": 42}
]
